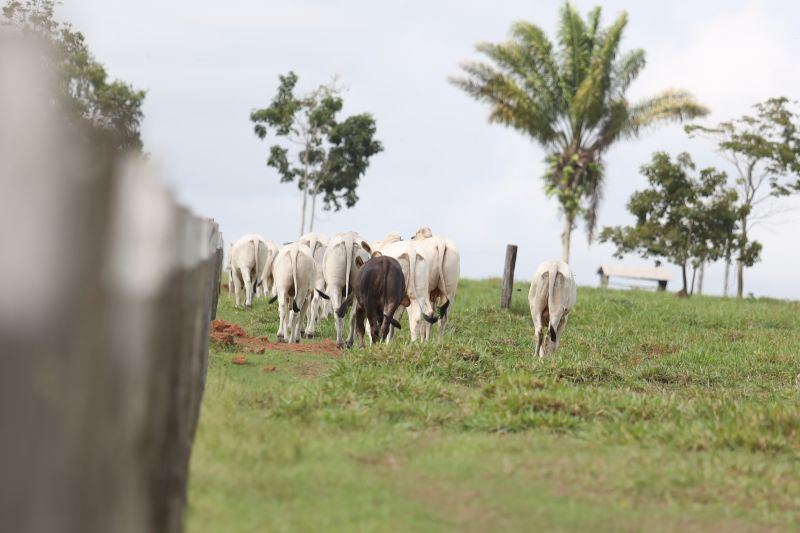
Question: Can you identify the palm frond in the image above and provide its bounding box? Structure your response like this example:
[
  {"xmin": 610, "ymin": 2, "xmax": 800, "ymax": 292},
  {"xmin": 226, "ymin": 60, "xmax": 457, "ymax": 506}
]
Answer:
[
  {"xmin": 450, "ymin": 62, "xmax": 559, "ymax": 146},
  {"xmin": 557, "ymin": 3, "xmax": 591, "ymax": 97},
  {"xmin": 612, "ymin": 49, "xmax": 646, "ymax": 96},
  {"xmin": 627, "ymin": 89, "xmax": 710, "ymax": 137}
]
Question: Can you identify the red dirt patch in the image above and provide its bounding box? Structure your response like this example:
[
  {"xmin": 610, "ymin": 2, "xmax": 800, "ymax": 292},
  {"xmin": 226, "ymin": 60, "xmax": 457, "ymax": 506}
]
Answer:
[
  {"xmin": 231, "ymin": 355, "xmax": 247, "ymax": 365},
  {"xmin": 262, "ymin": 365, "xmax": 277, "ymax": 374},
  {"xmin": 210, "ymin": 319, "xmax": 341, "ymax": 356}
]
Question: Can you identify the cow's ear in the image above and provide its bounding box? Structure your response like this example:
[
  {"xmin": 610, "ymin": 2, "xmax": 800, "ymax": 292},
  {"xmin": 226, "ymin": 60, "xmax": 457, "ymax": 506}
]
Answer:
[
  {"xmin": 355, "ymin": 256, "xmax": 364, "ymax": 267},
  {"xmin": 361, "ymin": 241, "xmax": 372, "ymax": 254},
  {"xmin": 371, "ymin": 251, "xmax": 382, "ymax": 258}
]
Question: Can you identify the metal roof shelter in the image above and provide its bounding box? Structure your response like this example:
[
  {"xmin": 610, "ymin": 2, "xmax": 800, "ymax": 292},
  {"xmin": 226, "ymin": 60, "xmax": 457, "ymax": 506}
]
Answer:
[{"xmin": 597, "ymin": 264, "xmax": 671, "ymax": 291}]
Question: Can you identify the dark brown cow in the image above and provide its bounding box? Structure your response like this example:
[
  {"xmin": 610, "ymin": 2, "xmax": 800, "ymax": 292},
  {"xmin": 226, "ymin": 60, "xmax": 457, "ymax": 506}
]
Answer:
[{"xmin": 336, "ymin": 254, "xmax": 410, "ymax": 348}]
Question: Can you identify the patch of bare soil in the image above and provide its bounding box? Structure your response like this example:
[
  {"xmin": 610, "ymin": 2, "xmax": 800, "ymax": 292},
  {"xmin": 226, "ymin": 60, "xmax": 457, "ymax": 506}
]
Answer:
[{"xmin": 210, "ymin": 319, "xmax": 341, "ymax": 356}]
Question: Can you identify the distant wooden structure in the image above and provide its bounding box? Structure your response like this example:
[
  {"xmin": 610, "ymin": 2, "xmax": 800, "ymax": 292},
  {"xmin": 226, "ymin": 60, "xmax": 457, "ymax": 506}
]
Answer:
[{"xmin": 597, "ymin": 264, "xmax": 671, "ymax": 291}]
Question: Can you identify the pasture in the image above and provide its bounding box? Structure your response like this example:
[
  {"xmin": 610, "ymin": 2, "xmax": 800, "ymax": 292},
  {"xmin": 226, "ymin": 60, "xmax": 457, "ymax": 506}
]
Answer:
[{"xmin": 188, "ymin": 279, "xmax": 800, "ymax": 531}]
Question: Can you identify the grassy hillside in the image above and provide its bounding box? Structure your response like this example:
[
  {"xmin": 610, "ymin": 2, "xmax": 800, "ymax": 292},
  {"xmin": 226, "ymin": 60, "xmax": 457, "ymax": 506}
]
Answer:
[{"xmin": 187, "ymin": 279, "xmax": 800, "ymax": 532}]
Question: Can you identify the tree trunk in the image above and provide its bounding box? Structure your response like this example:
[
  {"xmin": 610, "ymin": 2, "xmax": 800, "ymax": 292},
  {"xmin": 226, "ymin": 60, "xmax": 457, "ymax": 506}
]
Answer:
[
  {"xmin": 299, "ymin": 183, "xmax": 308, "ymax": 237},
  {"xmin": 561, "ymin": 214, "xmax": 574, "ymax": 263},
  {"xmin": 690, "ymin": 265, "xmax": 697, "ymax": 295},
  {"xmin": 736, "ymin": 260, "xmax": 744, "ymax": 298},
  {"xmin": 723, "ymin": 257, "xmax": 730, "ymax": 297},
  {"xmin": 309, "ymin": 190, "xmax": 318, "ymax": 232},
  {"xmin": 697, "ymin": 262, "xmax": 705, "ymax": 295},
  {"xmin": 736, "ymin": 217, "xmax": 748, "ymax": 298},
  {"xmin": 681, "ymin": 263, "xmax": 688, "ymax": 294}
]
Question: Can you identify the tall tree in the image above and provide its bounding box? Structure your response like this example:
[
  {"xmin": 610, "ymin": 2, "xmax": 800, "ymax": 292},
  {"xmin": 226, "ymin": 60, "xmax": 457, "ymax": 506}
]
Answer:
[
  {"xmin": 450, "ymin": 3, "xmax": 708, "ymax": 262},
  {"xmin": 600, "ymin": 152, "xmax": 744, "ymax": 294},
  {"xmin": 685, "ymin": 97, "xmax": 800, "ymax": 297},
  {"xmin": 2, "ymin": 0, "xmax": 146, "ymax": 152},
  {"xmin": 250, "ymin": 73, "xmax": 382, "ymax": 236}
]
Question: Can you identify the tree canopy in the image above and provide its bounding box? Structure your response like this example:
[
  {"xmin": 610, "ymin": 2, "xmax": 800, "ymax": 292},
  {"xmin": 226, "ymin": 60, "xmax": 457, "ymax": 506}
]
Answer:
[
  {"xmin": 250, "ymin": 72, "xmax": 383, "ymax": 235},
  {"xmin": 2, "ymin": 0, "xmax": 146, "ymax": 152},
  {"xmin": 685, "ymin": 97, "xmax": 800, "ymax": 297},
  {"xmin": 600, "ymin": 152, "xmax": 745, "ymax": 294},
  {"xmin": 451, "ymin": 3, "xmax": 708, "ymax": 262}
]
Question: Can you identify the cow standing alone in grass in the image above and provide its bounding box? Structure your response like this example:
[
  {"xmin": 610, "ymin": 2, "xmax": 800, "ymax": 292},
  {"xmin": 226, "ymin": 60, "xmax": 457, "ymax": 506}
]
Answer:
[{"xmin": 529, "ymin": 260, "xmax": 576, "ymax": 358}]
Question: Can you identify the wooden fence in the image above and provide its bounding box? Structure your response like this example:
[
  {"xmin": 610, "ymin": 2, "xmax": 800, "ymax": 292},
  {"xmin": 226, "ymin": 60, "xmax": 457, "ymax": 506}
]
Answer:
[{"xmin": 0, "ymin": 36, "xmax": 223, "ymax": 533}]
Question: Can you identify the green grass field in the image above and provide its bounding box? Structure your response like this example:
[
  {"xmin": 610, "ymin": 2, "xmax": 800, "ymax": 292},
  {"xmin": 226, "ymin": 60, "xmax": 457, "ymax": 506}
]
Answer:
[{"xmin": 187, "ymin": 279, "xmax": 800, "ymax": 532}]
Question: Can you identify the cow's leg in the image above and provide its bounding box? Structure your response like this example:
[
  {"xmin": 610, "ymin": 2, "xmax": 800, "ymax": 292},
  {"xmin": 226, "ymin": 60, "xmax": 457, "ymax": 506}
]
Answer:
[
  {"xmin": 437, "ymin": 297, "xmax": 451, "ymax": 342},
  {"xmin": 305, "ymin": 293, "xmax": 319, "ymax": 338},
  {"xmin": 406, "ymin": 302, "xmax": 421, "ymax": 342},
  {"xmin": 276, "ymin": 293, "xmax": 289, "ymax": 342},
  {"xmin": 380, "ymin": 302, "xmax": 397, "ymax": 343},
  {"xmin": 355, "ymin": 305, "xmax": 367, "ymax": 348},
  {"xmin": 291, "ymin": 294, "xmax": 311, "ymax": 343},
  {"xmin": 386, "ymin": 306, "xmax": 404, "ymax": 341},
  {"xmin": 531, "ymin": 304, "xmax": 545, "ymax": 359},
  {"xmin": 241, "ymin": 267, "xmax": 254, "ymax": 308},
  {"xmin": 232, "ymin": 269, "xmax": 243, "ymax": 308},
  {"xmin": 364, "ymin": 316, "xmax": 373, "ymax": 345},
  {"xmin": 345, "ymin": 303, "xmax": 357, "ymax": 348},
  {"xmin": 330, "ymin": 287, "xmax": 345, "ymax": 348}
]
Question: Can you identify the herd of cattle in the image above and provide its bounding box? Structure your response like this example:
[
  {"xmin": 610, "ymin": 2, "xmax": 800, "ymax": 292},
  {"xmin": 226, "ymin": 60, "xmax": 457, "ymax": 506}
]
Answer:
[{"xmin": 226, "ymin": 227, "xmax": 577, "ymax": 358}]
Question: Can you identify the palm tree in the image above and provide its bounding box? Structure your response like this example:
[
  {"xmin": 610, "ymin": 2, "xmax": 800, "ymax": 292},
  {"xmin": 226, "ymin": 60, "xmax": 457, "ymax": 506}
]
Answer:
[{"xmin": 451, "ymin": 3, "xmax": 709, "ymax": 262}]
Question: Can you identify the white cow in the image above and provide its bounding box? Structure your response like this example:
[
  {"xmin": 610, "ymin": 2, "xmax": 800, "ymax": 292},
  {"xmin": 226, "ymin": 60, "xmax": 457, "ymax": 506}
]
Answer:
[
  {"xmin": 257, "ymin": 239, "xmax": 280, "ymax": 298},
  {"xmin": 298, "ymin": 232, "xmax": 329, "ymax": 338},
  {"xmin": 371, "ymin": 231, "xmax": 402, "ymax": 253},
  {"xmin": 230, "ymin": 234, "xmax": 268, "ymax": 308},
  {"xmin": 380, "ymin": 240, "xmax": 438, "ymax": 342},
  {"xmin": 322, "ymin": 231, "xmax": 371, "ymax": 348},
  {"xmin": 528, "ymin": 260, "xmax": 577, "ymax": 358},
  {"xmin": 410, "ymin": 226, "xmax": 460, "ymax": 340},
  {"xmin": 272, "ymin": 242, "xmax": 316, "ymax": 343}
]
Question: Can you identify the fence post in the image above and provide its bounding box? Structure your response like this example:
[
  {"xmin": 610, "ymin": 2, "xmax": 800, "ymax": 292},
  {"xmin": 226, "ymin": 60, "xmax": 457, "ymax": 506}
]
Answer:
[
  {"xmin": 500, "ymin": 244, "xmax": 518, "ymax": 309},
  {"xmin": 0, "ymin": 36, "xmax": 224, "ymax": 533}
]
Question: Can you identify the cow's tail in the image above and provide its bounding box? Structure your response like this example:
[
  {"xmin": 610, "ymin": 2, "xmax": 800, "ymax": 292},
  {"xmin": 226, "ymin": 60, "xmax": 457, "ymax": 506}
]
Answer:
[
  {"xmin": 408, "ymin": 250, "xmax": 438, "ymax": 324},
  {"xmin": 251, "ymin": 237, "xmax": 260, "ymax": 297},
  {"xmin": 262, "ymin": 245, "xmax": 276, "ymax": 295},
  {"xmin": 291, "ymin": 246, "xmax": 301, "ymax": 313},
  {"xmin": 336, "ymin": 293, "xmax": 353, "ymax": 318},
  {"xmin": 547, "ymin": 262, "xmax": 559, "ymax": 341},
  {"xmin": 437, "ymin": 239, "xmax": 450, "ymax": 317},
  {"xmin": 344, "ymin": 233, "xmax": 354, "ymax": 299}
]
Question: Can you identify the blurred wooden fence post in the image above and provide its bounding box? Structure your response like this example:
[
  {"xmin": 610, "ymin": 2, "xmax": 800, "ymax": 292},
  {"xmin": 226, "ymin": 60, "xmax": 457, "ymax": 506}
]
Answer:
[
  {"xmin": 0, "ymin": 36, "xmax": 224, "ymax": 533},
  {"xmin": 500, "ymin": 244, "xmax": 518, "ymax": 309}
]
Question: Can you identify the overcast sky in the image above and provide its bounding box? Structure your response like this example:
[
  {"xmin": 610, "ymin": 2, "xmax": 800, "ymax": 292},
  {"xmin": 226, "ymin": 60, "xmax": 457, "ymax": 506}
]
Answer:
[{"xmin": 61, "ymin": 0, "xmax": 800, "ymax": 299}]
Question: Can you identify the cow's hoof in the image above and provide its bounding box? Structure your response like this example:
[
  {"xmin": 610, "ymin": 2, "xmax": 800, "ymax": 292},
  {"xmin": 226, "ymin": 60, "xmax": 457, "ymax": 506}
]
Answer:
[
  {"xmin": 346, "ymin": 340, "xmax": 354, "ymax": 349},
  {"xmin": 305, "ymin": 332, "xmax": 315, "ymax": 339},
  {"xmin": 336, "ymin": 341, "xmax": 345, "ymax": 349},
  {"xmin": 295, "ymin": 339, "xmax": 300, "ymax": 344},
  {"xmin": 300, "ymin": 330, "xmax": 305, "ymax": 337}
]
